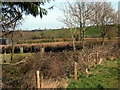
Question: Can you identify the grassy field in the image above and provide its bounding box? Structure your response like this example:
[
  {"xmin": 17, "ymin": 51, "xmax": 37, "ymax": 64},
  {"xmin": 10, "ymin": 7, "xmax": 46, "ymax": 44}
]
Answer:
[
  {"xmin": 37, "ymin": 25, "xmax": 117, "ymax": 38},
  {"xmin": 16, "ymin": 25, "xmax": 118, "ymax": 44},
  {"xmin": 4, "ymin": 25, "xmax": 118, "ymax": 44},
  {"xmin": 38, "ymin": 27, "xmax": 101, "ymax": 38},
  {"xmin": 67, "ymin": 58, "xmax": 120, "ymax": 88},
  {"xmin": 84, "ymin": 26, "xmax": 101, "ymax": 37},
  {"xmin": 0, "ymin": 53, "xmax": 30, "ymax": 64}
]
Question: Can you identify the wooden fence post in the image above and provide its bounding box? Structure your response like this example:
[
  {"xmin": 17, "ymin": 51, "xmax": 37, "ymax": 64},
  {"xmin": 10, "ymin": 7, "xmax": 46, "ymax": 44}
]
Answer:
[
  {"xmin": 20, "ymin": 46, "xmax": 23, "ymax": 53},
  {"xmin": 40, "ymin": 73, "xmax": 43, "ymax": 88},
  {"xmin": 40, "ymin": 47, "xmax": 45, "ymax": 53},
  {"xmin": 74, "ymin": 62, "xmax": 77, "ymax": 80},
  {"xmin": 41, "ymin": 47, "xmax": 45, "ymax": 53},
  {"xmin": 98, "ymin": 58, "xmax": 103, "ymax": 65},
  {"xmin": 3, "ymin": 51, "xmax": 6, "ymax": 63},
  {"xmin": 96, "ymin": 51, "xmax": 98, "ymax": 61},
  {"xmin": 96, "ymin": 51, "xmax": 100, "ymax": 65},
  {"xmin": 36, "ymin": 71, "xmax": 40, "ymax": 88}
]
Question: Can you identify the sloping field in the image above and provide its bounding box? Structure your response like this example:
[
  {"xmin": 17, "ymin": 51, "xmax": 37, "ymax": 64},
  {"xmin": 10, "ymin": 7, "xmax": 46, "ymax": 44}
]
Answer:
[
  {"xmin": 67, "ymin": 58, "xmax": 120, "ymax": 88},
  {"xmin": 17, "ymin": 37, "xmax": 119, "ymax": 44},
  {"xmin": 37, "ymin": 25, "xmax": 118, "ymax": 38},
  {"xmin": 3, "ymin": 25, "xmax": 118, "ymax": 43}
]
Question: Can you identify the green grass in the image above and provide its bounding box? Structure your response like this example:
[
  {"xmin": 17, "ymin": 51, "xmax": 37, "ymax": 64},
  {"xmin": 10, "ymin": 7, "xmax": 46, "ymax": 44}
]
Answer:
[
  {"xmin": 0, "ymin": 53, "xmax": 30, "ymax": 63},
  {"xmin": 40, "ymin": 27, "xmax": 101, "ymax": 38},
  {"xmin": 67, "ymin": 59, "xmax": 120, "ymax": 88},
  {"xmin": 85, "ymin": 26, "xmax": 101, "ymax": 37},
  {"xmin": 36, "ymin": 25, "xmax": 117, "ymax": 39},
  {"xmin": 39, "ymin": 28, "xmax": 71, "ymax": 38},
  {"xmin": 15, "ymin": 25, "xmax": 118, "ymax": 44}
]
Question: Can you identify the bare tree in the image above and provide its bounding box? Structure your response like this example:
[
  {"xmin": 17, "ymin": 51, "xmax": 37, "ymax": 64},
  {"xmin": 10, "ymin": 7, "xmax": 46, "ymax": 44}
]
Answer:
[
  {"xmin": 88, "ymin": 2, "xmax": 118, "ymax": 45},
  {"xmin": 10, "ymin": 23, "xmax": 16, "ymax": 61},
  {"xmin": 60, "ymin": 0, "xmax": 91, "ymax": 49}
]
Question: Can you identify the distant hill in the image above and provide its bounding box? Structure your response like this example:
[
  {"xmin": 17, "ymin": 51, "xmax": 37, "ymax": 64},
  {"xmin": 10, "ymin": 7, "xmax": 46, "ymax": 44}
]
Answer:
[
  {"xmin": 33, "ymin": 25, "xmax": 118, "ymax": 39},
  {"xmin": 2, "ymin": 25, "xmax": 118, "ymax": 43}
]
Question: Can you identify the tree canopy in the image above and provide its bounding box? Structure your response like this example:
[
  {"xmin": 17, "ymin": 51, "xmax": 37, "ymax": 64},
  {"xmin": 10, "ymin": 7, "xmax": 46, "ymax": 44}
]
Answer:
[{"xmin": 1, "ymin": 2, "xmax": 48, "ymax": 30}]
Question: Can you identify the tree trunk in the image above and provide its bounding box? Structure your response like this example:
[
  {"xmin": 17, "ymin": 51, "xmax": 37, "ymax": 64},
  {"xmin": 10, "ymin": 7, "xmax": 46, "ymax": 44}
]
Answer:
[
  {"xmin": 70, "ymin": 28, "xmax": 76, "ymax": 51},
  {"xmin": 102, "ymin": 36, "xmax": 105, "ymax": 45},
  {"xmin": 11, "ymin": 23, "xmax": 16, "ymax": 61},
  {"xmin": 11, "ymin": 39, "xmax": 14, "ymax": 61},
  {"xmin": 72, "ymin": 36, "xmax": 76, "ymax": 51}
]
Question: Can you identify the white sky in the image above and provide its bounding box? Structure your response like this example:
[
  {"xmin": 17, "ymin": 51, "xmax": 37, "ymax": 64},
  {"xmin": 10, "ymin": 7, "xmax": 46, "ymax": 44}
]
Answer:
[{"xmin": 16, "ymin": 0, "xmax": 119, "ymax": 30}]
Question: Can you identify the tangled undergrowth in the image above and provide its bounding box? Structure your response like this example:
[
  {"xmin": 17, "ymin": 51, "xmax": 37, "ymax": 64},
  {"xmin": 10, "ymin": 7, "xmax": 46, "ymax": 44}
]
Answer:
[{"xmin": 2, "ymin": 43, "xmax": 120, "ymax": 88}]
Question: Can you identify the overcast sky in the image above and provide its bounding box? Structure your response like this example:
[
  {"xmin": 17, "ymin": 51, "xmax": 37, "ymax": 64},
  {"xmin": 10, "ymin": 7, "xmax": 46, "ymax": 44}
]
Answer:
[{"xmin": 16, "ymin": 0, "xmax": 119, "ymax": 30}]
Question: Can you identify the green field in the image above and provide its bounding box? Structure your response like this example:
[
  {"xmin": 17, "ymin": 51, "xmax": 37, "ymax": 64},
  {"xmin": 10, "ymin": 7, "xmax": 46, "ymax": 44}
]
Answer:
[
  {"xmin": 37, "ymin": 25, "xmax": 117, "ymax": 39},
  {"xmin": 38, "ymin": 27, "xmax": 101, "ymax": 38},
  {"xmin": 15, "ymin": 25, "xmax": 118, "ymax": 44},
  {"xmin": 84, "ymin": 26, "xmax": 101, "ymax": 37},
  {"xmin": 67, "ymin": 58, "xmax": 120, "ymax": 88},
  {"xmin": 4, "ymin": 25, "xmax": 118, "ymax": 44}
]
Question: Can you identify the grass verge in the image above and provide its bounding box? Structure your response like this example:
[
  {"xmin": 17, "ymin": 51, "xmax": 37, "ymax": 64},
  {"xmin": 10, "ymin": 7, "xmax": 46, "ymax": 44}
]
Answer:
[{"xmin": 67, "ymin": 58, "xmax": 120, "ymax": 88}]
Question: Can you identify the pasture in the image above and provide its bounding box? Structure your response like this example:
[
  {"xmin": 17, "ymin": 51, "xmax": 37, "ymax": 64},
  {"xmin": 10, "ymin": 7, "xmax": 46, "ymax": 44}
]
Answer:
[{"xmin": 2, "ymin": 25, "xmax": 118, "ymax": 44}]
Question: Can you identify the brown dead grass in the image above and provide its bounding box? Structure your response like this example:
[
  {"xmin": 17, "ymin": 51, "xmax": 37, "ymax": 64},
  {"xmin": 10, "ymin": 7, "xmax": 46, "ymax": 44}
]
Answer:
[
  {"xmin": 2, "ymin": 42, "xmax": 120, "ymax": 88},
  {"xmin": 42, "ymin": 78, "xmax": 69, "ymax": 88},
  {"xmin": 0, "ymin": 37, "xmax": 118, "ymax": 49}
]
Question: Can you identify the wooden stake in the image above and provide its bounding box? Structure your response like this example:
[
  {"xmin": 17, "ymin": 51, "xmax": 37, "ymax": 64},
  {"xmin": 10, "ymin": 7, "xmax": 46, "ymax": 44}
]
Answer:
[
  {"xmin": 74, "ymin": 62, "xmax": 77, "ymax": 80},
  {"xmin": 41, "ymin": 47, "xmax": 45, "ymax": 53},
  {"xmin": 98, "ymin": 58, "xmax": 103, "ymax": 65},
  {"xmin": 36, "ymin": 71, "xmax": 40, "ymax": 88},
  {"xmin": 20, "ymin": 46, "xmax": 23, "ymax": 53},
  {"xmin": 96, "ymin": 51, "xmax": 98, "ymax": 61},
  {"xmin": 85, "ymin": 68, "xmax": 89, "ymax": 74},
  {"xmin": 40, "ymin": 73, "xmax": 43, "ymax": 88},
  {"xmin": 4, "ymin": 51, "xmax": 6, "ymax": 62}
]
